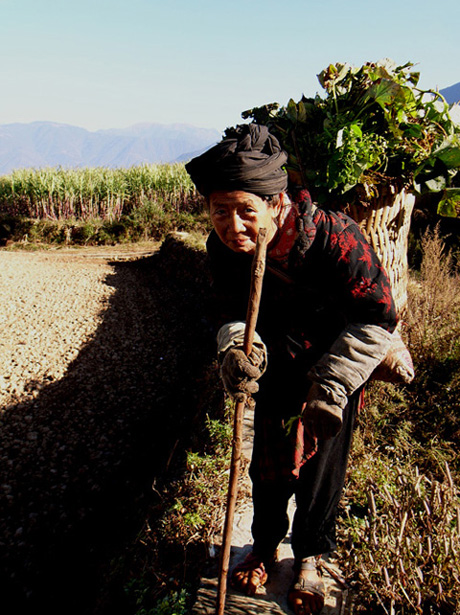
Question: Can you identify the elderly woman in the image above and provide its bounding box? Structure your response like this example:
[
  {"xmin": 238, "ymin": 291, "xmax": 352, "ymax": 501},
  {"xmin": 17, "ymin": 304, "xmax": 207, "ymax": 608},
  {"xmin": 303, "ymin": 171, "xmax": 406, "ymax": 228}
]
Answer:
[{"xmin": 186, "ymin": 124, "xmax": 397, "ymax": 614}]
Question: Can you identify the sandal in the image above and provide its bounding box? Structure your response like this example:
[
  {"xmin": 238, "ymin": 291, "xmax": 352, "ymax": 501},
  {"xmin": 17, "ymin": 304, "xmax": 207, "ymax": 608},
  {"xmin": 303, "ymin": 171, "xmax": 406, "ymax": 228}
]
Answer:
[
  {"xmin": 287, "ymin": 556, "xmax": 325, "ymax": 614},
  {"xmin": 230, "ymin": 550, "xmax": 278, "ymax": 596}
]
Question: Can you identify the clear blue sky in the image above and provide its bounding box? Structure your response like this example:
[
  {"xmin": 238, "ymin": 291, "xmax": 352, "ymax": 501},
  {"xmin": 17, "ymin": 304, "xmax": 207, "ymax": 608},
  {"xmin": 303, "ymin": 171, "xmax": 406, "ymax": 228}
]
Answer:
[{"xmin": 1, "ymin": 0, "xmax": 459, "ymax": 134}]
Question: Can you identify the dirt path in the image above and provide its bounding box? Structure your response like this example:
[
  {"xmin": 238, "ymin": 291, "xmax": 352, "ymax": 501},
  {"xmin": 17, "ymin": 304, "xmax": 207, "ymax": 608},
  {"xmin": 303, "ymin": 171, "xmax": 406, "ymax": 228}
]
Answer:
[
  {"xmin": 192, "ymin": 409, "xmax": 350, "ymax": 615},
  {"xmin": 0, "ymin": 242, "xmax": 216, "ymax": 615}
]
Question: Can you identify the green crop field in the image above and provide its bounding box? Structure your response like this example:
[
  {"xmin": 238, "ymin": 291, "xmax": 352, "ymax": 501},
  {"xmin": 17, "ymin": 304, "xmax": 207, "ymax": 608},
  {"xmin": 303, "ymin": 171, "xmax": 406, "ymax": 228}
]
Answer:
[
  {"xmin": 0, "ymin": 163, "xmax": 197, "ymax": 220},
  {"xmin": 0, "ymin": 164, "xmax": 210, "ymax": 246}
]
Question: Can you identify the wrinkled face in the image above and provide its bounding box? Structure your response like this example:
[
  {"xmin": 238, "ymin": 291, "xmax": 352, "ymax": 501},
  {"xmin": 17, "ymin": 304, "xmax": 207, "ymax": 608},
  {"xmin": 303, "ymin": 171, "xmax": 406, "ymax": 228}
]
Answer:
[{"xmin": 208, "ymin": 190, "xmax": 282, "ymax": 254}]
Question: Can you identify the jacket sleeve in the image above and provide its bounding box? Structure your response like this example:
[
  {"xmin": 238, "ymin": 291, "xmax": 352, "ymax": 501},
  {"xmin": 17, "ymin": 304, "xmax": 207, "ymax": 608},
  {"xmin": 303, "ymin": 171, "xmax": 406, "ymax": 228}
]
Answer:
[
  {"xmin": 323, "ymin": 212, "xmax": 398, "ymax": 332},
  {"xmin": 306, "ymin": 213, "xmax": 398, "ymax": 407}
]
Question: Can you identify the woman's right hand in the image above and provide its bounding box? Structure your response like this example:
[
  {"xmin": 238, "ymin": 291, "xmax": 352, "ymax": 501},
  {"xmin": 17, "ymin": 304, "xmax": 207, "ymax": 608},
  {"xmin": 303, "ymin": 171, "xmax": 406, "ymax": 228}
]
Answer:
[{"xmin": 220, "ymin": 346, "xmax": 265, "ymax": 400}]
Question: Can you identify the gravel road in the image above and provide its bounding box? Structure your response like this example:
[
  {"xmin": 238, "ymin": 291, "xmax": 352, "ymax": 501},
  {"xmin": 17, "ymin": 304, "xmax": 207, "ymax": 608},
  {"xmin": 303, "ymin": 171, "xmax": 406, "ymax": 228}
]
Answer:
[
  {"xmin": 0, "ymin": 252, "xmax": 116, "ymax": 405},
  {"xmin": 0, "ymin": 243, "xmax": 217, "ymax": 615}
]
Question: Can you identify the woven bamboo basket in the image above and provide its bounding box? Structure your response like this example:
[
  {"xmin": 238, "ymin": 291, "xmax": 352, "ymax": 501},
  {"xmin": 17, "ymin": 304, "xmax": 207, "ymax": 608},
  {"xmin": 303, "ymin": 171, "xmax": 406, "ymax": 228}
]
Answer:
[{"xmin": 348, "ymin": 185, "xmax": 415, "ymax": 317}]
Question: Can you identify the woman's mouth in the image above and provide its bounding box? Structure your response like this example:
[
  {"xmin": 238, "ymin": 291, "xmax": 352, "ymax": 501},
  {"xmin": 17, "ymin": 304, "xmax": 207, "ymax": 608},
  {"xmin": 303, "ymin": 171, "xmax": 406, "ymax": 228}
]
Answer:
[{"xmin": 229, "ymin": 235, "xmax": 249, "ymax": 247}]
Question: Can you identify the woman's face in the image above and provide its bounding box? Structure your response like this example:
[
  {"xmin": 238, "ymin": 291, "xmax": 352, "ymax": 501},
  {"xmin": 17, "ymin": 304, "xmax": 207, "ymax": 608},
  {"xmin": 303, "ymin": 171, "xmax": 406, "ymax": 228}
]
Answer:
[{"xmin": 208, "ymin": 190, "xmax": 282, "ymax": 254}]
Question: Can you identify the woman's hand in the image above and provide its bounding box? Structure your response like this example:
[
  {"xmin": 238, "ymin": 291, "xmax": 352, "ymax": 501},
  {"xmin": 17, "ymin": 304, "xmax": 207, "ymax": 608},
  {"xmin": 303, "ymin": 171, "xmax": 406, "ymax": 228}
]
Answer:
[
  {"xmin": 220, "ymin": 346, "xmax": 265, "ymax": 401},
  {"xmin": 302, "ymin": 382, "xmax": 344, "ymax": 440},
  {"xmin": 216, "ymin": 321, "xmax": 267, "ymax": 400}
]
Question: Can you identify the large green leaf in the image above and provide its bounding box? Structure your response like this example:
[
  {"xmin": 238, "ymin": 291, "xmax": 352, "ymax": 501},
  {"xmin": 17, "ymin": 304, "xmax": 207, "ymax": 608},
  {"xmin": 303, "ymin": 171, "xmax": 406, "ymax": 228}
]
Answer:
[
  {"xmin": 286, "ymin": 99, "xmax": 299, "ymax": 123},
  {"xmin": 365, "ymin": 79, "xmax": 405, "ymax": 109},
  {"xmin": 437, "ymin": 188, "xmax": 460, "ymax": 217},
  {"xmin": 297, "ymin": 100, "xmax": 308, "ymax": 123},
  {"xmin": 317, "ymin": 63, "xmax": 353, "ymax": 91},
  {"xmin": 401, "ymin": 123, "xmax": 424, "ymax": 139},
  {"xmin": 425, "ymin": 176, "xmax": 447, "ymax": 192},
  {"xmin": 433, "ymin": 136, "xmax": 460, "ymax": 168}
]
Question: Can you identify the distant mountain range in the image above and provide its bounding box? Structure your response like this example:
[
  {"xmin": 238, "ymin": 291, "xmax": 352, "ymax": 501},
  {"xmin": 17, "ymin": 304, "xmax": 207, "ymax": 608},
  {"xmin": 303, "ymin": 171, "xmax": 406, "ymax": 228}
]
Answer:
[
  {"xmin": 0, "ymin": 82, "xmax": 458, "ymax": 175},
  {"xmin": 0, "ymin": 122, "xmax": 222, "ymax": 175},
  {"xmin": 441, "ymin": 82, "xmax": 460, "ymax": 105}
]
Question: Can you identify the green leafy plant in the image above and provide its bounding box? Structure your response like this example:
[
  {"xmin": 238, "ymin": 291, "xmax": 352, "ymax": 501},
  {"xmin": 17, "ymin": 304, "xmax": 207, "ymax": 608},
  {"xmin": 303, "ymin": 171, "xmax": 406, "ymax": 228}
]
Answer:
[
  {"xmin": 159, "ymin": 411, "xmax": 233, "ymax": 546},
  {"xmin": 150, "ymin": 589, "xmax": 189, "ymax": 615},
  {"xmin": 242, "ymin": 59, "xmax": 460, "ymax": 213},
  {"xmin": 124, "ymin": 579, "xmax": 189, "ymax": 615}
]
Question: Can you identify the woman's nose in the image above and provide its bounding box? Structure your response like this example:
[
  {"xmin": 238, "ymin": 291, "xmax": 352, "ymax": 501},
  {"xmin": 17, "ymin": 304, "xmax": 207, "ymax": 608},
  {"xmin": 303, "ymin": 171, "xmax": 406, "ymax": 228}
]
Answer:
[{"xmin": 229, "ymin": 213, "xmax": 246, "ymax": 233}]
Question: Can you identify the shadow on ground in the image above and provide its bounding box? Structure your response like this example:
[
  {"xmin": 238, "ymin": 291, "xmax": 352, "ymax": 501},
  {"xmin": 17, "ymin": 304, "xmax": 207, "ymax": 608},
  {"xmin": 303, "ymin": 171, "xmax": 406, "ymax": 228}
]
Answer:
[{"xmin": 0, "ymin": 237, "xmax": 220, "ymax": 615}]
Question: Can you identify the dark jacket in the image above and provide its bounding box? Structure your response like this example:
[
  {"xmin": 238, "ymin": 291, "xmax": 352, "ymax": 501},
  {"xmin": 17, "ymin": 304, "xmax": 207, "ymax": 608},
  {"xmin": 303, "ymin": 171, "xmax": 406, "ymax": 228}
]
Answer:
[
  {"xmin": 207, "ymin": 196, "xmax": 397, "ymax": 368},
  {"xmin": 207, "ymin": 191, "xmax": 398, "ymax": 480}
]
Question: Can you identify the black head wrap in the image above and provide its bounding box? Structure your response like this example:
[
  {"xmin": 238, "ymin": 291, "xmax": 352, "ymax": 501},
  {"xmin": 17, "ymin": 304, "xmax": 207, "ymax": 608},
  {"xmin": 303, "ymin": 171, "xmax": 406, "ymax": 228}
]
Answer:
[{"xmin": 185, "ymin": 123, "xmax": 288, "ymax": 197}]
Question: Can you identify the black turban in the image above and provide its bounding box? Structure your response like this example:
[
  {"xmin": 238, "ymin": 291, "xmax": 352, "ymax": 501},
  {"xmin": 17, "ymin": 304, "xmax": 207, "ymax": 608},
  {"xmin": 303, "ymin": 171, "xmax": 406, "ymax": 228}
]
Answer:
[{"xmin": 185, "ymin": 123, "xmax": 288, "ymax": 197}]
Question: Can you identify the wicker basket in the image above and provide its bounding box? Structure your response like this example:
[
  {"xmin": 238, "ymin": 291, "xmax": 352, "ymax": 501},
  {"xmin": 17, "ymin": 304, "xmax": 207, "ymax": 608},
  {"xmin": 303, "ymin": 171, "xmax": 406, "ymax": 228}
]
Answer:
[{"xmin": 348, "ymin": 186, "xmax": 415, "ymax": 317}]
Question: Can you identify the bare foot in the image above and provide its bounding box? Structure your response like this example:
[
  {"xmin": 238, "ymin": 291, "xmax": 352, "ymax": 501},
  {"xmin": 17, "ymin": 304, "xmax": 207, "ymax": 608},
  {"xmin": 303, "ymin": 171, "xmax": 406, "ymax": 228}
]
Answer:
[{"xmin": 231, "ymin": 552, "xmax": 268, "ymax": 596}]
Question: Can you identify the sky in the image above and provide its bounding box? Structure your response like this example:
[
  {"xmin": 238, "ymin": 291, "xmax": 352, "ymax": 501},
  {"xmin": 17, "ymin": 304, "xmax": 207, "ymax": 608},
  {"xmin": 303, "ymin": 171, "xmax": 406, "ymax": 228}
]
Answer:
[{"xmin": 1, "ymin": 0, "xmax": 459, "ymax": 135}]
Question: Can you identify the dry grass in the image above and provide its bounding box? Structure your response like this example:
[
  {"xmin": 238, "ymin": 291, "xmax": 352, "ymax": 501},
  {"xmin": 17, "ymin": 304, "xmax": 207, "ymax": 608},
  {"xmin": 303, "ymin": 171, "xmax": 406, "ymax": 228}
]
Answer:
[
  {"xmin": 406, "ymin": 226, "xmax": 460, "ymax": 366},
  {"xmin": 338, "ymin": 228, "xmax": 460, "ymax": 614}
]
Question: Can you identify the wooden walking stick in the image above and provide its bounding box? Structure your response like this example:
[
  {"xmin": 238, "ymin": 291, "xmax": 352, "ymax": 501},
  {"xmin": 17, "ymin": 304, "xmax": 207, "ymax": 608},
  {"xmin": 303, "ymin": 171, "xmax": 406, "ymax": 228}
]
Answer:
[{"xmin": 216, "ymin": 228, "xmax": 268, "ymax": 615}]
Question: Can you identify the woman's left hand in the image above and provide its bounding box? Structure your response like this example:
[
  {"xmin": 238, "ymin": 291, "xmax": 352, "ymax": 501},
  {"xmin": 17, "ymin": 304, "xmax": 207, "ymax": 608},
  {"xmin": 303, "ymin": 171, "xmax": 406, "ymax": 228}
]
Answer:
[{"xmin": 302, "ymin": 383, "xmax": 344, "ymax": 439}]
